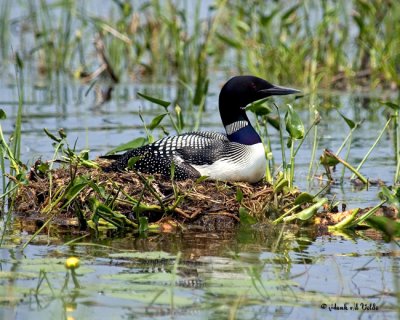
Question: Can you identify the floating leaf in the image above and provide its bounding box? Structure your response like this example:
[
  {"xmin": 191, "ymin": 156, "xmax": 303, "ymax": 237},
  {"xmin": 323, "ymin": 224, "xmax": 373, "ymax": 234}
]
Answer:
[
  {"xmin": 137, "ymin": 92, "xmax": 170, "ymax": 109},
  {"xmin": 0, "ymin": 271, "xmax": 36, "ymax": 280},
  {"xmin": 285, "ymin": 104, "xmax": 304, "ymax": 139},
  {"xmin": 109, "ymin": 251, "xmax": 174, "ymax": 260}
]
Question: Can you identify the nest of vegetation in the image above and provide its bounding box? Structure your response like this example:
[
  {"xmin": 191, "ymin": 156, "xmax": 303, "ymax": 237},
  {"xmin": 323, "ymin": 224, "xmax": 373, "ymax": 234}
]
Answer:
[
  {"xmin": 13, "ymin": 159, "xmax": 399, "ymax": 236},
  {"xmin": 14, "ymin": 159, "xmax": 301, "ymax": 232}
]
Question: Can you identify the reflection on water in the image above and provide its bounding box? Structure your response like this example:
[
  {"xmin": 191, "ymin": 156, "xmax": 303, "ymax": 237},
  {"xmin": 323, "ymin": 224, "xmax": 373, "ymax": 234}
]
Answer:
[{"xmin": 0, "ymin": 221, "xmax": 398, "ymax": 320}]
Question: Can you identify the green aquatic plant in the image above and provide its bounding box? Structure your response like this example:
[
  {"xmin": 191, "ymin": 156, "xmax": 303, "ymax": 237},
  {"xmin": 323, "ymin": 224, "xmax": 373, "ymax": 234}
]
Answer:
[
  {"xmin": 328, "ymin": 186, "xmax": 400, "ymax": 236},
  {"xmin": 1, "ymin": 1, "xmax": 399, "ymax": 88},
  {"xmin": 381, "ymin": 101, "xmax": 400, "ymax": 184}
]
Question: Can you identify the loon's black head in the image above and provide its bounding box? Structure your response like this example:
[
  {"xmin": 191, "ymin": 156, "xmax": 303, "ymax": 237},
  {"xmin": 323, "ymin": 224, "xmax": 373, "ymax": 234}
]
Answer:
[{"xmin": 219, "ymin": 75, "xmax": 300, "ymax": 126}]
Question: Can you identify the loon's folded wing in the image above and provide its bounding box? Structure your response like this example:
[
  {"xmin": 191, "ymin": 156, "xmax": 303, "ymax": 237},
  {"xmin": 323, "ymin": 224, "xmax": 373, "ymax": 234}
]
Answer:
[
  {"xmin": 102, "ymin": 131, "xmax": 227, "ymax": 179},
  {"xmin": 174, "ymin": 132, "xmax": 228, "ymax": 166}
]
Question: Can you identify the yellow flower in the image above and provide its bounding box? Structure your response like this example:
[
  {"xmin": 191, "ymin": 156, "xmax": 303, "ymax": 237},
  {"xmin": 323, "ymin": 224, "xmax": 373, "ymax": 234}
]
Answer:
[{"xmin": 65, "ymin": 257, "xmax": 80, "ymax": 270}]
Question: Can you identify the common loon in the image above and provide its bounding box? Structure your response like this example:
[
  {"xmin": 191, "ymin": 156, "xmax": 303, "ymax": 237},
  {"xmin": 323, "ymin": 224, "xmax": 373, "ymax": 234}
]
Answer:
[{"xmin": 102, "ymin": 76, "xmax": 299, "ymax": 182}]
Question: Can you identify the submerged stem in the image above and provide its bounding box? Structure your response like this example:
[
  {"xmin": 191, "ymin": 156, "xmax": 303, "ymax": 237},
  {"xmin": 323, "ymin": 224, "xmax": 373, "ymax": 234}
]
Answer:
[{"xmin": 350, "ymin": 117, "xmax": 391, "ymax": 180}]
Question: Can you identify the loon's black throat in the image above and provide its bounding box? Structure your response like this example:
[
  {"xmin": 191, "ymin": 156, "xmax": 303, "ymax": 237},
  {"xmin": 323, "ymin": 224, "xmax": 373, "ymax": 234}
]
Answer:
[{"xmin": 225, "ymin": 121, "xmax": 261, "ymax": 145}]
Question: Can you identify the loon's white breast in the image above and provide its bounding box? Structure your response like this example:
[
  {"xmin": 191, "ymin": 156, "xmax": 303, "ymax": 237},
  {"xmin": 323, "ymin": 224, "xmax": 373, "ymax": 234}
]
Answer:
[{"xmin": 191, "ymin": 142, "xmax": 266, "ymax": 183}]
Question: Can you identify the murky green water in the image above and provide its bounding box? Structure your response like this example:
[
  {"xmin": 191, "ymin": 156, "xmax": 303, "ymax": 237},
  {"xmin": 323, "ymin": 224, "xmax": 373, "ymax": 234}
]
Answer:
[{"xmin": 0, "ymin": 222, "xmax": 398, "ymax": 319}]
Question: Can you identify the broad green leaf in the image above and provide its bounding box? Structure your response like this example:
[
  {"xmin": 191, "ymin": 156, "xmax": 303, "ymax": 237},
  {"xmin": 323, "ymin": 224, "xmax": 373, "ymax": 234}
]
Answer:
[
  {"xmin": 380, "ymin": 101, "xmax": 400, "ymax": 110},
  {"xmin": 105, "ymin": 137, "xmax": 146, "ymax": 155},
  {"xmin": 378, "ymin": 186, "xmax": 400, "ymax": 209},
  {"xmin": 266, "ymin": 115, "xmax": 280, "ymax": 130},
  {"xmin": 0, "ymin": 109, "xmax": 6, "ymax": 120},
  {"xmin": 148, "ymin": 113, "xmax": 168, "ymax": 130},
  {"xmin": 79, "ymin": 149, "xmax": 89, "ymax": 160},
  {"xmin": 285, "ymin": 104, "xmax": 304, "ymax": 139},
  {"xmin": 58, "ymin": 128, "xmax": 67, "ymax": 139},
  {"xmin": 260, "ymin": 8, "xmax": 280, "ymax": 26},
  {"xmin": 366, "ymin": 216, "xmax": 400, "ymax": 238},
  {"xmin": 175, "ymin": 104, "xmax": 184, "ymax": 131},
  {"xmin": 137, "ymin": 92, "xmax": 170, "ymax": 109},
  {"xmin": 62, "ymin": 178, "xmax": 90, "ymax": 208},
  {"xmin": 216, "ymin": 32, "xmax": 242, "ymax": 48},
  {"xmin": 236, "ymin": 187, "xmax": 243, "ymax": 203},
  {"xmin": 37, "ymin": 162, "xmax": 50, "ymax": 174},
  {"xmin": 15, "ymin": 52, "xmax": 24, "ymax": 69},
  {"xmin": 281, "ymin": 3, "xmax": 301, "ymax": 21},
  {"xmin": 320, "ymin": 149, "xmax": 340, "ymax": 166},
  {"xmin": 337, "ymin": 110, "xmax": 356, "ymax": 129},
  {"xmin": 235, "ymin": 20, "xmax": 250, "ymax": 33},
  {"xmin": 247, "ymin": 98, "xmax": 271, "ymax": 116},
  {"xmin": 328, "ymin": 208, "xmax": 359, "ymax": 230},
  {"xmin": 273, "ymin": 176, "xmax": 288, "ymax": 193},
  {"xmin": 193, "ymin": 78, "xmax": 209, "ymax": 106},
  {"xmin": 195, "ymin": 176, "xmax": 208, "ymax": 183},
  {"xmin": 90, "ymin": 198, "xmax": 136, "ymax": 230},
  {"xmin": 287, "ymin": 137, "xmax": 293, "ymax": 148},
  {"xmin": 138, "ymin": 216, "xmax": 148, "ymax": 233},
  {"xmin": 284, "ymin": 198, "xmax": 328, "ymax": 222},
  {"xmin": 239, "ymin": 207, "xmax": 256, "ymax": 225},
  {"xmin": 88, "ymin": 180, "xmax": 107, "ymax": 199},
  {"xmin": 294, "ymin": 192, "xmax": 314, "ymax": 205},
  {"xmin": 43, "ymin": 128, "xmax": 62, "ymax": 143}
]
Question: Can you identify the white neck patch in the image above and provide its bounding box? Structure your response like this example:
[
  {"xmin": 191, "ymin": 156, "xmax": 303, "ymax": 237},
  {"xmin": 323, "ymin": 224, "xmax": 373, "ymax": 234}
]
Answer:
[{"xmin": 225, "ymin": 120, "xmax": 248, "ymax": 135}]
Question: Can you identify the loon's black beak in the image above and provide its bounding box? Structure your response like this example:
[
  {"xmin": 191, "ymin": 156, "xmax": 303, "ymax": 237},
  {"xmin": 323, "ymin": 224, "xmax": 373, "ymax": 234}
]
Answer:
[{"xmin": 259, "ymin": 85, "xmax": 300, "ymax": 96}]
